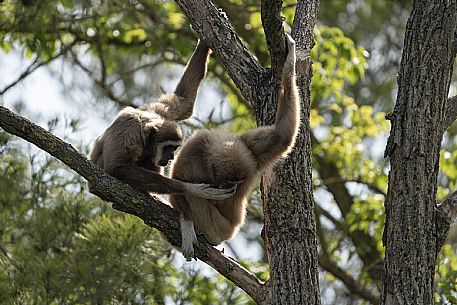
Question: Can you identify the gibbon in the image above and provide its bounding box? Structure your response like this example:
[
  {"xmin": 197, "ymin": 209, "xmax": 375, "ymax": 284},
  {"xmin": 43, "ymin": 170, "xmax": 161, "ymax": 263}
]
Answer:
[
  {"xmin": 170, "ymin": 34, "xmax": 300, "ymax": 260},
  {"xmin": 89, "ymin": 40, "xmax": 236, "ymax": 200}
]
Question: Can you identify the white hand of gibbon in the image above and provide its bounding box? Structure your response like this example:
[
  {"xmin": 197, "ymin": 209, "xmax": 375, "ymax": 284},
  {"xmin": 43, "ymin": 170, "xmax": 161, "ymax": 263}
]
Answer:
[{"xmin": 184, "ymin": 183, "xmax": 237, "ymax": 200}]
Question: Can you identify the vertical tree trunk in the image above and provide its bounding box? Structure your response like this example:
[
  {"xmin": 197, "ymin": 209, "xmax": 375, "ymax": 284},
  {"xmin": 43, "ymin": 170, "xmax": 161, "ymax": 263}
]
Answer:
[
  {"xmin": 260, "ymin": 1, "xmax": 321, "ymax": 304},
  {"xmin": 382, "ymin": 1, "xmax": 456, "ymax": 304}
]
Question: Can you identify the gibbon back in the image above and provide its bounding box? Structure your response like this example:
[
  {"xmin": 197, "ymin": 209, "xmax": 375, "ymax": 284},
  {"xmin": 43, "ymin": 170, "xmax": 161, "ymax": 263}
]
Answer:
[{"xmin": 170, "ymin": 34, "xmax": 300, "ymax": 260}]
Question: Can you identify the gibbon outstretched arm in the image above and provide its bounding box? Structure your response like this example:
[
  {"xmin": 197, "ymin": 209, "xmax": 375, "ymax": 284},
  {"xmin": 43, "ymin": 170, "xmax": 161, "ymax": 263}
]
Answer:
[
  {"xmin": 148, "ymin": 40, "xmax": 211, "ymax": 121},
  {"xmin": 240, "ymin": 35, "xmax": 299, "ymax": 169},
  {"xmin": 110, "ymin": 164, "xmax": 235, "ymax": 199}
]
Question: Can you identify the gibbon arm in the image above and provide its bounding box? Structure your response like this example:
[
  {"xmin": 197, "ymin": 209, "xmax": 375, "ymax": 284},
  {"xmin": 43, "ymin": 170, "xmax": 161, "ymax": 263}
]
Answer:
[
  {"xmin": 149, "ymin": 40, "xmax": 210, "ymax": 121},
  {"xmin": 110, "ymin": 164, "xmax": 236, "ymax": 200},
  {"xmin": 240, "ymin": 34, "xmax": 299, "ymax": 169}
]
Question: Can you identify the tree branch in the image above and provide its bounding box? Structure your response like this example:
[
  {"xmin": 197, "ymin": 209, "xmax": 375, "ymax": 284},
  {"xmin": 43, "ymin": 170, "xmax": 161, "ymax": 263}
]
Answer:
[
  {"xmin": 443, "ymin": 95, "xmax": 457, "ymax": 130},
  {"xmin": 319, "ymin": 255, "xmax": 380, "ymax": 305},
  {"xmin": 261, "ymin": 0, "xmax": 287, "ymax": 74},
  {"xmin": 173, "ymin": 0, "xmax": 269, "ymax": 106},
  {"xmin": 0, "ymin": 42, "xmax": 74, "ymax": 96},
  {"xmin": 436, "ymin": 190, "xmax": 457, "ymax": 223},
  {"xmin": 0, "ymin": 105, "xmax": 266, "ymax": 304},
  {"xmin": 311, "ymin": 133, "xmax": 384, "ymax": 282},
  {"xmin": 68, "ymin": 48, "xmax": 135, "ymax": 108},
  {"xmin": 436, "ymin": 190, "xmax": 457, "ymax": 252},
  {"xmin": 315, "ymin": 212, "xmax": 380, "ymax": 305}
]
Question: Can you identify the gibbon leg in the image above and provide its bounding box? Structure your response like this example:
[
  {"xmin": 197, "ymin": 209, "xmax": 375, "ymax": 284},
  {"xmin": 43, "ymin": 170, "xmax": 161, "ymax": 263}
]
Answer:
[
  {"xmin": 171, "ymin": 194, "xmax": 198, "ymax": 260},
  {"xmin": 185, "ymin": 196, "xmax": 234, "ymax": 245}
]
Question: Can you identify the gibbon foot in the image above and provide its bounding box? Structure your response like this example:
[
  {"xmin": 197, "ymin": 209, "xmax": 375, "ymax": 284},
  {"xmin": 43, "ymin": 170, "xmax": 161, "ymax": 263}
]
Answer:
[{"xmin": 180, "ymin": 216, "xmax": 198, "ymax": 261}]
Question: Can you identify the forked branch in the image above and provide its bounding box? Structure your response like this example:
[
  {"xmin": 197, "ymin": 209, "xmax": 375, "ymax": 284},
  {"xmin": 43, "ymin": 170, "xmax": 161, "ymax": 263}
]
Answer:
[{"xmin": 173, "ymin": 0, "xmax": 268, "ymax": 106}]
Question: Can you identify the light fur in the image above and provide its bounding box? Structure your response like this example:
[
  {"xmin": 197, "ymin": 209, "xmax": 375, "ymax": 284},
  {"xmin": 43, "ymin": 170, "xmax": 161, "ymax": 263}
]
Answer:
[{"xmin": 170, "ymin": 34, "xmax": 300, "ymax": 259}]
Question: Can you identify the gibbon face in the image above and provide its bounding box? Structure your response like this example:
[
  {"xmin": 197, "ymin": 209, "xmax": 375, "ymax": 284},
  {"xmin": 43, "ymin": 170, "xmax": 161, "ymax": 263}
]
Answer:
[{"xmin": 155, "ymin": 141, "xmax": 181, "ymax": 166}]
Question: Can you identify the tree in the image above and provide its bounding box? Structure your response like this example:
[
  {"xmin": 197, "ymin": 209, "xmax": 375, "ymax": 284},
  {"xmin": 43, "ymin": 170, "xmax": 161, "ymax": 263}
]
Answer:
[{"xmin": 381, "ymin": 1, "xmax": 457, "ymax": 304}]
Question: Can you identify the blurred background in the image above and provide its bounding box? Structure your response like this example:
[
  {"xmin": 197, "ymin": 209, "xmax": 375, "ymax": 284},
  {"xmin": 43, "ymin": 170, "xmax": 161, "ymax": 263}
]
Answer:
[{"xmin": 1, "ymin": 1, "xmax": 456, "ymax": 304}]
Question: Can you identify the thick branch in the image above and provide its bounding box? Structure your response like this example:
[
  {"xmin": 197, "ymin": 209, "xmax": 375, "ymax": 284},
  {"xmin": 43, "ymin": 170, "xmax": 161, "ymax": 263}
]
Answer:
[
  {"xmin": 444, "ymin": 95, "xmax": 457, "ymax": 130},
  {"xmin": 0, "ymin": 105, "xmax": 265, "ymax": 304},
  {"xmin": 437, "ymin": 190, "xmax": 457, "ymax": 223},
  {"xmin": 261, "ymin": 0, "xmax": 287, "ymax": 74},
  {"xmin": 291, "ymin": 0, "xmax": 316, "ymax": 69},
  {"xmin": 436, "ymin": 190, "xmax": 457, "ymax": 252},
  {"xmin": 173, "ymin": 0, "xmax": 269, "ymax": 106}
]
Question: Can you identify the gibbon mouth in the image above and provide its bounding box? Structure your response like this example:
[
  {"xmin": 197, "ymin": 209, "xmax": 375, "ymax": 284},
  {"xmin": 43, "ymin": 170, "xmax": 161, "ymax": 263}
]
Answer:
[{"xmin": 158, "ymin": 160, "xmax": 169, "ymax": 166}]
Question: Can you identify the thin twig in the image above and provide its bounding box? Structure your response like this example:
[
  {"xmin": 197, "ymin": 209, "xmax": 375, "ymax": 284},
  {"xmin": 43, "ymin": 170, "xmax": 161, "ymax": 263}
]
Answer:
[{"xmin": 0, "ymin": 43, "xmax": 74, "ymax": 96}]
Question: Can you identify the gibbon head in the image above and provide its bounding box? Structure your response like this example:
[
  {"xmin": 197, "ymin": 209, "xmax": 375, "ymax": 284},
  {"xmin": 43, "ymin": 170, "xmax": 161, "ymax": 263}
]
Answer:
[{"xmin": 144, "ymin": 120, "xmax": 183, "ymax": 167}]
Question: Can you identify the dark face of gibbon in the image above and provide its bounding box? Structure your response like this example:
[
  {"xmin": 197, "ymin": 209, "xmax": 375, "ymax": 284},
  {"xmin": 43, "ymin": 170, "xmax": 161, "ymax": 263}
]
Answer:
[{"xmin": 157, "ymin": 143, "xmax": 180, "ymax": 166}]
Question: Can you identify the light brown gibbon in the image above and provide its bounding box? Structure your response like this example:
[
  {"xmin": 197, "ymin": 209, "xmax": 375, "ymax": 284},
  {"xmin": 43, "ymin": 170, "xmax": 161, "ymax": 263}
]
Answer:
[
  {"xmin": 170, "ymin": 34, "xmax": 300, "ymax": 260},
  {"xmin": 89, "ymin": 40, "xmax": 236, "ymax": 200}
]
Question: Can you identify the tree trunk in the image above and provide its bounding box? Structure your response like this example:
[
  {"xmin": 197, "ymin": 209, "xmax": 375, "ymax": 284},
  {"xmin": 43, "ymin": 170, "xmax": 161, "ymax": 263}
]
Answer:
[
  {"xmin": 260, "ymin": 1, "xmax": 321, "ymax": 304},
  {"xmin": 382, "ymin": 1, "xmax": 456, "ymax": 304}
]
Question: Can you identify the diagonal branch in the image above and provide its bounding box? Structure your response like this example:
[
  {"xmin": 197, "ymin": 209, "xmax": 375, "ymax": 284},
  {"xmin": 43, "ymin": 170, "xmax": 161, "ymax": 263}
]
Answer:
[
  {"xmin": 318, "ymin": 255, "xmax": 380, "ymax": 305},
  {"xmin": 436, "ymin": 190, "xmax": 457, "ymax": 252},
  {"xmin": 173, "ymin": 0, "xmax": 269, "ymax": 106},
  {"xmin": 315, "ymin": 212, "xmax": 380, "ymax": 305},
  {"xmin": 0, "ymin": 105, "xmax": 266, "ymax": 304},
  {"xmin": 311, "ymin": 132, "xmax": 384, "ymax": 282},
  {"xmin": 436, "ymin": 190, "xmax": 457, "ymax": 223},
  {"xmin": 68, "ymin": 48, "xmax": 135, "ymax": 108}
]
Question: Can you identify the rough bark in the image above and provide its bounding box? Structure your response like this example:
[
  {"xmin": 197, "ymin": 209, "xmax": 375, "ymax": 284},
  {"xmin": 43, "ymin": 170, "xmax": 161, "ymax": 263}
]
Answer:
[
  {"xmin": 444, "ymin": 95, "xmax": 457, "ymax": 129},
  {"xmin": 0, "ymin": 105, "xmax": 266, "ymax": 304},
  {"xmin": 381, "ymin": 1, "xmax": 457, "ymax": 305},
  {"xmin": 173, "ymin": 0, "xmax": 271, "ymax": 108}
]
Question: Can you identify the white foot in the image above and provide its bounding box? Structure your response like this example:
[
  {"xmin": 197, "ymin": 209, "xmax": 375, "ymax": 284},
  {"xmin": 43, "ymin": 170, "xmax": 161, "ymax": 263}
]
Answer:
[{"xmin": 180, "ymin": 216, "xmax": 198, "ymax": 261}]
